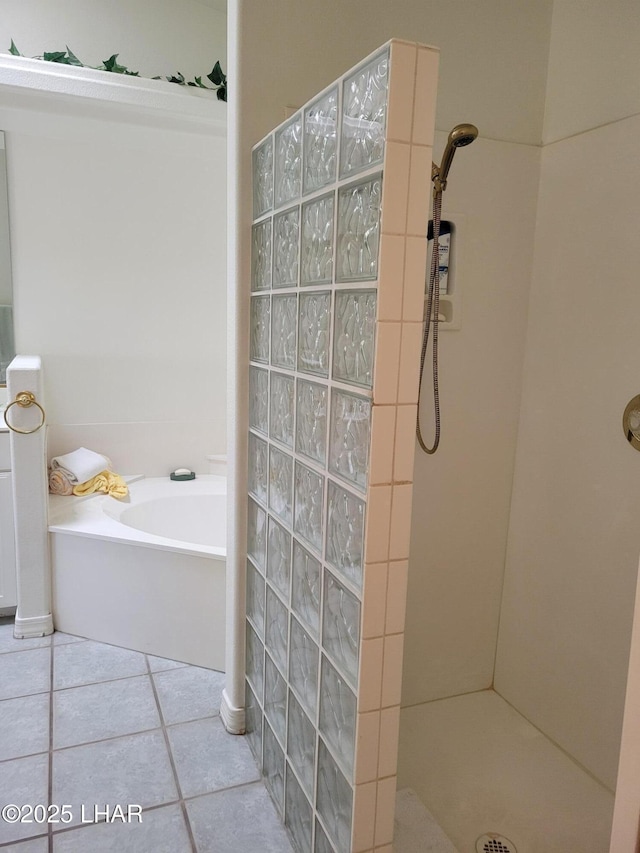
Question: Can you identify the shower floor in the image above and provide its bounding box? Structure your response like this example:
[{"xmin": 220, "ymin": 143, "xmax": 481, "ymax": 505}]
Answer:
[{"xmin": 397, "ymin": 689, "xmax": 614, "ymax": 853}]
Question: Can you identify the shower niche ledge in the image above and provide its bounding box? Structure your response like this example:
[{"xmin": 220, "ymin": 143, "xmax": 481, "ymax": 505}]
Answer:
[{"xmin": 0, "ymin": 53, "xmax": 225, "ymax": 135}]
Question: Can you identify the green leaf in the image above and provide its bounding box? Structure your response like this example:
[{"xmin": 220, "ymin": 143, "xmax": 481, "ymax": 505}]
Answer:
[
  {"xmin": 43, "ymin": 51, "xmax": 67, "ymax": 63},
  {"xmin": 167, "ymin": 72, "xmax": 185, "ymax": 85},
  {"xmin": 101, "ymin": 54, "xmax": 117, "ymax": 71},
  {"xmin": 207, "ymin": 61, "xmax": 225, "ymax": 86},
  {"xmin": 8, "ymin": 39, "xmax": 21, "ymax": 56},
  {"xmin": 216, "ymin": 84, "xmax": 227, "ymax": 102},
  {"xmin": 65, "ymin": 46, "xmax": 83, "ymax": 66},
  {"xmin": 101, "ymin": 53, "xmax": 138, "ymax": 75}
]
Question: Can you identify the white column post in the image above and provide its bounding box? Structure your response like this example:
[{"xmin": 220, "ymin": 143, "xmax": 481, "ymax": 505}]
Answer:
[
  {"xmin": 220, "ymin": 0, "xmax": 248, "ymax": 734},
  {"xmin": 6, "ymin": 355, "xmax": 53, "ymax": 638}
]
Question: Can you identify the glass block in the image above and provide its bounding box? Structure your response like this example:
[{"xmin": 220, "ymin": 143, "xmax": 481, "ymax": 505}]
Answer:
[
  {"xmin": 322, "ymin": 570, "xmax": 361, "ymax": 688},
  {"xmin": 275, "ymin": 113, "xmax": 302, "ymax": 208},
  {"xmin": 268, "ymin": 445, "xmax": 293, "ymax": 527},
  {"xmin": 291, "ymin": 540, "xmax": 321, "ymax": 639},
  {"xmin": 296, "ymin": 379, "xmax": 328, "ymax": 466},
  {"xmin": 340, "ymin": 49, "xmax": 389, "ymax": 179},
  {"xmin": 301, "ymin": 194, "xmax": 334, "ymax": 285},
  {"xmin": 263, "ymin": 719, "xmax": 285, "ymax": 816},
  {"xmin": 250, "ymin": 295, "xmax": 270, "ymax": 363},
  {"xmin": 297, "ymin": 291, "xmax": 331, "ymax": 378},
  {"xmin": 271, "ymin": 294, "xmax": 297, "ymax": 371},
  {"xmin": 264, "ymin": 653, "xmax": 287, "ymax": 747},
  {"xmin": 336, "ymin": 177, "xmax": 382, "ymax": 282},
  {"xmin": 326, "ymin": 481, "xmax": 365, "ymax": 589},
  {"xmin": 332, "ymin": 290, "xmax": 376, "ymax": 388},
  {"xmin": 246, "ymin": 621, "xmax": 264, "ymax": 697},
  {"xmin": 269, "ymin": 371, "xmax": 294, "ymax": 449},
  {"xmin": 319, "ymin": 656, "xmax": 356, "ymax": 779},
  {"xmin": 253, "ymin": 136, "xmax": 273, "ymax": 218},
  {"xmin": 245, "ymin": 681, "xmax": 262, "ymax": 764},
  {"xmin": 265, "ymin": 585, "xmax": 288, "ymax": 676},
  {"xmin": 273, "ymin": 206, "xmax": 300, "ymax": 288},
  {"xmin": 303, "ymin": 87, "xmax": 338, "ymax": 195},
  {"xmin": 315, "ymin": 820, "xmax": 335, "ymax": 853},
  {"xmin": 287, "ymin": 690, "xmax": 316, "ymax": 798},
  {"xmin": 247, "ymin": 559, "xmax": 265, "ymax": 638},
  {"xmin": 289, "ymin": 616, "xmax": 319, "ymax": 720},
  {"xmin": 249, "ymin": 366, "xmax": 269, "ymax": 435},
  {"xmin": 251, "ymin": 219, "xmax": 272, "ymax": 291},
  {"xmin": 328, "ymin": 389, "xmax": 371, "ymax": 491},
  {"xmin": 248, "ymin": 432, "xmax": 268, "ymax": 506},
  {"xmin": 294, "ymin": 462, "xmax": 324, "ymax": 554},
  {"xmin": 317, "ymin": 739, "xmax": 353, "ymax": 853},
  {"xmin": 247, "ymin": 498, "xmax": 267, "ymax": 571},
  {"xmin": 285, "ymin": 763, "xmax": 313, "ymax": 853},
  {"xmin": 267, "ymin": 516, "xmax": 291, "ymax": 600}
]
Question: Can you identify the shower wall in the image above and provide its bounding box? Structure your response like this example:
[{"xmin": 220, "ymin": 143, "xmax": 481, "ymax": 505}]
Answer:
[
  {"xmin": 244, "ymin": 42, "xmax": 438, "ymax": 853},
  {"xmin": 401, "ymin": 135, "xmax": 540, "ymax": 706},
  {"xmin": 495, "ymin": 0, "xmax": 640, "ymax": 792}
]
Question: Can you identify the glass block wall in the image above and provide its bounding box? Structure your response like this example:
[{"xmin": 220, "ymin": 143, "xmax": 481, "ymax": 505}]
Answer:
[{"xmin": 246, "ymin": 40, "xmax": 439, "ymax": 853}]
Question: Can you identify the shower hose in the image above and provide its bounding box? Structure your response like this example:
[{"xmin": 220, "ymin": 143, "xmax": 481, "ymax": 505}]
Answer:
[{"xmin": 416, "ymin": 187, "xmax": 442, "ymax": 454}]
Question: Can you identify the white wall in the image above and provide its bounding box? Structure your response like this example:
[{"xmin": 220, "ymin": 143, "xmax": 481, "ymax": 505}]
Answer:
[
  {"xmin": 0, "ymin": 0, "xmax": 226, "ymax": 83},
  {"xmin": 0, "ymin": 1, "xmax": 227, "ymax": 476},
  {"xmin": 543, "ymin": 0, "xmax": 640, "ymax": 143},
  {"xmin": 2, "ymin": 102, "xmax": 227, "ymax": 475},
  {"xmin": 0, "ymin": 143, "xmax": 11, "ymax": 305},
  {"xmin": 237, "ymin": 0, "xmax": 552, "ymax": 146},
  {"xmin": 495, "ymin": 1, "xmax": 640, "ymax": 792}
]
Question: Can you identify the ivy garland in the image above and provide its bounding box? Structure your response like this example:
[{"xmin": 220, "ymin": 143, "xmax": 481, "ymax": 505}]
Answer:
[{"xmin": 8, "ymin": 40, "xmax": 227, "ymax": 101}]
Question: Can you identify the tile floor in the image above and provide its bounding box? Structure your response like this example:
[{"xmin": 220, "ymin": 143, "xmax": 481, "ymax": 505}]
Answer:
[{"xmin": 0, "ymin": 620, "xmax": 294, "ymax": 852}]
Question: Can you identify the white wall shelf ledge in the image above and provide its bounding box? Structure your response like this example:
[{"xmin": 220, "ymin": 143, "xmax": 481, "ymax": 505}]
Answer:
[{"xmin": 0, "ymin": 53, "xmax": 226, "ymax": 135}]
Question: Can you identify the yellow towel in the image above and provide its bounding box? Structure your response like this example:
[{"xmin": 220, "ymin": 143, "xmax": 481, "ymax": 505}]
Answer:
[{"xmin": 72, "ymin": 470, "xmax": 129, "ymax": 500}]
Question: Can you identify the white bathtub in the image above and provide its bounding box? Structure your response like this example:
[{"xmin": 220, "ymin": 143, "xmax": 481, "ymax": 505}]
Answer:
[{"xmin": 49, "ymin": 475, "xmax": 226, "ymax": 670}]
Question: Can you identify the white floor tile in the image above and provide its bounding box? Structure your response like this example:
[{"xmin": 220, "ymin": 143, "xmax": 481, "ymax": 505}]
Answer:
[
  {"xmin": 0, "ymin": 754, "xmax": 49, "ymax": 844},
  {"xmin": 186, "ymin": 784, "xmax": 295, "ymax": 853},
  {"xmin": 0, "ymin": 693, "xmax": 50, "ymax": 761},
  {"xmin": 52, "ymin": 802, "xmax": 191, "ymax": 853},
  {"xmin": 52, "ymin": 731, "xmax": 178, "ymax": 827},
  {"xmin": 0, "ymin": 648, "xmax": 50, "ymax": 701},
  {"xmin": 152, "ymin": 665, "xmax": 225, "ymax": 725},
  {"xmin": 53, "ymin": 640, "xmax": 147, "ymax": 690},
  {"xmin": 53, "ymin": 675, "xmax": 160, "ymax": 749},
  {"xmin": 167, "ymin": 717, "xmax": 260, "ymax": 798}
]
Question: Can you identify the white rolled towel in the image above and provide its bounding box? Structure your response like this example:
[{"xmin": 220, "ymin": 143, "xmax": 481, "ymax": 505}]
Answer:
[{"xmin": 50, "ymin": 447, "xmax": 112, "ymax": 484}]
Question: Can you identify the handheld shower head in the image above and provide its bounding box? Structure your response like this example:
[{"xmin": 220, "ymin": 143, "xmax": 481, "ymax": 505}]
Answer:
[{"xmin": 433, "ymin": 123, "xmax": 478, "ymax": 191}]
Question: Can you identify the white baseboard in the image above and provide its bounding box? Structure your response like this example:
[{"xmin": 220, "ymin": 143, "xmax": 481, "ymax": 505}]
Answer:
[
  {"xmin": 220, "ymin": 688, "xmax": 246, "ymax": 734},
  {"xmin": 14, "ymin": 612, "xmax": 54, "ymax": 638}
]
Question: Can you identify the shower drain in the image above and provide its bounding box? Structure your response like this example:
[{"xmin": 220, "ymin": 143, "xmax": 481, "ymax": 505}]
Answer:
[{"xmin": 475, "ymin": 833, "xmax": 517, "ymax": 853}]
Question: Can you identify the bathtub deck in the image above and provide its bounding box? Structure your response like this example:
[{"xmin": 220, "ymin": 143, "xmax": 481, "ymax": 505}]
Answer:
[{"xmin": 0, "ymin": 620, "xmax": 294, "ymax": 852}]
